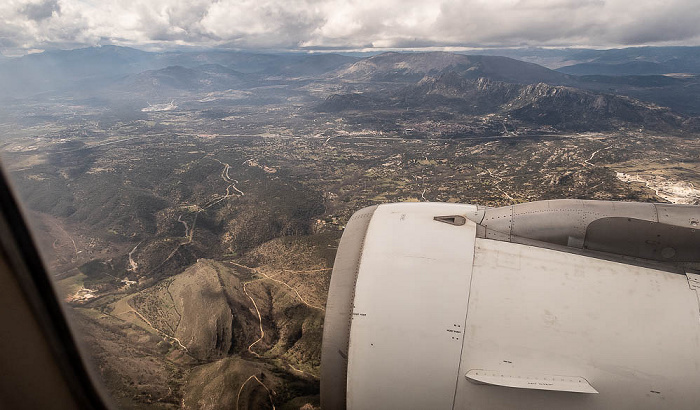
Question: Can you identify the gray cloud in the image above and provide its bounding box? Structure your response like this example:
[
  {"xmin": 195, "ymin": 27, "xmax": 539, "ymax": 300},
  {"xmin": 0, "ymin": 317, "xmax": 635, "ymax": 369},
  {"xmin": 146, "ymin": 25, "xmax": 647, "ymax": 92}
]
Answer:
[
  {"xmin": 21, "ymin": 0, "xmax": 60, "ymax": 21},
  {"xmin": 1, "ymin": 0, "xmax": 700, "ymax": 55}
]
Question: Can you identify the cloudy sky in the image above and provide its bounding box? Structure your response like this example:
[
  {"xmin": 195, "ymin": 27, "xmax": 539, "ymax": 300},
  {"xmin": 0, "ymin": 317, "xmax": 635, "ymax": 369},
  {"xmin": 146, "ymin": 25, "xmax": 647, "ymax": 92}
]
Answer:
[{"xmin": 2, "ymin": 0, "xmax": 700, "ymax": 55}]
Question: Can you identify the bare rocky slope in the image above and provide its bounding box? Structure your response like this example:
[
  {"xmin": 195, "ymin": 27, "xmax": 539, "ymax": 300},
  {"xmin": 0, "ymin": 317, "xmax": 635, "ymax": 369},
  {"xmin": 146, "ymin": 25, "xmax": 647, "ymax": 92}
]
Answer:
[{"xmin": 119, "ymin": 232, "xmax": 333, "ymax": 409}]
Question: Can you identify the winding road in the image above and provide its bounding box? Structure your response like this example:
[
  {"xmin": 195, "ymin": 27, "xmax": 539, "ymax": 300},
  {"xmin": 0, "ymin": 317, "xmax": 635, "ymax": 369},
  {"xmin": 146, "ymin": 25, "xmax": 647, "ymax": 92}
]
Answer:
[
  {"xmin": 230, "ymin": 262, "xmax": 326, "ymax": 312},
  {"xmin": 236, "ymin": 375, "xmax": 275, "ymax": 410},
  {"xmin": 242, "ymin": 278, "xmax": 266, "ymax": 357},
  {"xmin": 485, "ymin": 168, "xmax": 514, "ymax": 202},
  {"xmin": 177, "ymin": 215, "xmax": 189, "ymax": 238},
  {"xmin": 127, "ymin": 242, "xmax": 141, "ymax": 272},
  {"xmin": 207, "ymin": 158, "xmax": 244, "ymax": 209},
  {"xmin": 143, "ymin": 157, "xmax": 241, "ymax": 277},
  {"xmin": 257, "ymin": 269, "xmax": 326, "ymax": 312},
  {"xmin": 229, "ymin": 261, "xmax": 326, "ymax": 357},
  {"xmin": 583, "ymin": 145, "xmax": 612, "ymax": 167},
  {"xmin": 111, "ymin": 295, "xmax": 190, "ymax": 353}
]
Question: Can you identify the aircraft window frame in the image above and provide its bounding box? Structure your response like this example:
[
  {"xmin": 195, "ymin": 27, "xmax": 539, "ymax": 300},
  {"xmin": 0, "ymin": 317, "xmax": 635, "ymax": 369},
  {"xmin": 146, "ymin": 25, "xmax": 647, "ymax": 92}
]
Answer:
[{"xmin": 0, "ymin": 166, "xmax": 110, "ymax": 410}]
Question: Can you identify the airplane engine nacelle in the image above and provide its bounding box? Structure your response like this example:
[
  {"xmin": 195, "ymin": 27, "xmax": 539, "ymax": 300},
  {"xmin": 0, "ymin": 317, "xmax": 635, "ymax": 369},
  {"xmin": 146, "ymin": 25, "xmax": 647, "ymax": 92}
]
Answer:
[{"xmin": 321, "ymin": 200, "xmax": 700, "ymax": 410}]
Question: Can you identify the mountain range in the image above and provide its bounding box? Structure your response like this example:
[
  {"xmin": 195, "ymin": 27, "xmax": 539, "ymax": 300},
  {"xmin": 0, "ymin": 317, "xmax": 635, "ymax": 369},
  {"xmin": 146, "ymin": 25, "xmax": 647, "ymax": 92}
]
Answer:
[
  {"xmin": 1, "ymin": 45, "xmax": 700, "ymax": 131},
  {"xmin": 325, "ymin": 51, "xmax": 573, "ymax": 85},
  {"xmin": 320, "ymin": 72, "xmax": 686, "ymax": 131},
  {"xmin": 556, "ymin": 46, "xmax": 700, "ymax": 75}
]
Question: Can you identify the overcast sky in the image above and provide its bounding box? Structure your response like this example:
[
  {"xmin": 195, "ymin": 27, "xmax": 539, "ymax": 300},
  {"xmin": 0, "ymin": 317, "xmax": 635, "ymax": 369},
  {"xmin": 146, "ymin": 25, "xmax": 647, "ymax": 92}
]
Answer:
[{"xmin": 2, "ymin": 0, "xmax": 700, "ymax": 55}]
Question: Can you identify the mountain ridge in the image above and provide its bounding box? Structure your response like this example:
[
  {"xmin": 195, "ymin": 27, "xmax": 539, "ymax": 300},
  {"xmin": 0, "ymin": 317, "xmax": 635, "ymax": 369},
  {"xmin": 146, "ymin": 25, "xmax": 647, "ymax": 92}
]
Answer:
[
  {"xmin": 327, "ymin": 51, "xmax": 573, "ymax": 85},
  {"xmin": 319, "ymin": 71, "xmax": 687, "ymax": 132}
]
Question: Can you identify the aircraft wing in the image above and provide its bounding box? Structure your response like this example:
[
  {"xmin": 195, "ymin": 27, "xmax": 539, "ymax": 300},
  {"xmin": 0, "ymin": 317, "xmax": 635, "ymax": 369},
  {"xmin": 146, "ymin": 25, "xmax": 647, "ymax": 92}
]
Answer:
[{"xmin": 321, "ymin": 201, "xmax": 700, "ymax": 409}]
